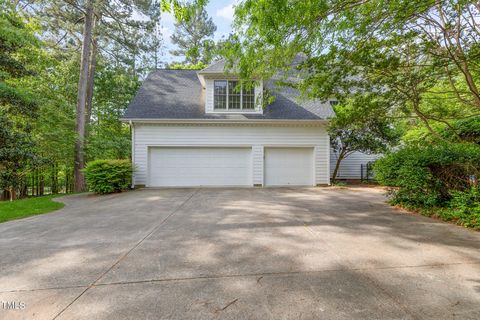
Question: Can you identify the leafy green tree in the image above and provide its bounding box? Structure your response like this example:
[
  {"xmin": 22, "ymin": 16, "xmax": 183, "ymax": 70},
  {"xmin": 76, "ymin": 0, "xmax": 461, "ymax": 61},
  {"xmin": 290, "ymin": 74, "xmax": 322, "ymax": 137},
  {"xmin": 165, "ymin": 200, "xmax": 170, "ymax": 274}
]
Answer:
[
  {"xmin": 0, "ymin": 0, "xmax": 40, "ymax": 200},
  {"xmin": 31, "ymin": 54, "xmax": 78, "ymax": 190},
  {"xmin": 86, "ymin": 59, "xmax": 140, "ymax": 160},
  {"xmin": 141, "ymin": 1, "xmax": 164, "ymax": 70},
  {"xmin": 170, "ymin": 1, "xmax": 216, "ymax": 64},
  {"xmin": 0, "ymin": 1, "xmax": 152, "ymax": 197},
  {"xmin": 450, "ymin": 117, "xmax": 480, "ymax": 144},
  {"xmin": 329, "ymin": 95, "xmax": 399, "ymax": 181},
  {"xmin": 28, "ymin": 0, "xmax": 162, "ymax": 191},
  {"xmin": 221, "ymin": 0, "xmax": 480, "ymax": 141},
  {"xmin": 166, "ymin": 61, "xmax": 207, "ymax": 69}
]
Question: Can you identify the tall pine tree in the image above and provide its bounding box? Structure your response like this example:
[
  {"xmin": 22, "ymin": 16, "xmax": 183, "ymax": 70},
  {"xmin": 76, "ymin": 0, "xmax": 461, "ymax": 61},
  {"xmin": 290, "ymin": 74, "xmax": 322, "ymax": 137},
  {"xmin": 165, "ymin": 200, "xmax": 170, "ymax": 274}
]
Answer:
[
  {"xmin": 28, "ymin": 0, "xmax": 163, "ymax": 191},
  {"xmin": 170, "ymin": 1, "xmax": 216, "ymax": 64}
]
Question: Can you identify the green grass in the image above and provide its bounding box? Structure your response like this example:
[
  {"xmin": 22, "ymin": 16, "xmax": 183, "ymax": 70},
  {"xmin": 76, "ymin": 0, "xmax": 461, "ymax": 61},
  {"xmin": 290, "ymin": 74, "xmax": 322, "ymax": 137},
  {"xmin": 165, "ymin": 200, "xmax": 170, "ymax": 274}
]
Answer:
[{"xmin": 0, "ymin": 195, "xmax": 65, "ymax": 223}]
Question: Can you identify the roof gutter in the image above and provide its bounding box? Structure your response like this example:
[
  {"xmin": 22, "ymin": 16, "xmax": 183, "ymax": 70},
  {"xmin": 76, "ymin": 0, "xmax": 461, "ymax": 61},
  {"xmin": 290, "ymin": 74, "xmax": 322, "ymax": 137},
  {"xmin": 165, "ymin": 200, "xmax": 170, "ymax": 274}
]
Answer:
[{"xmin": 120, "ymin": 118, "xmax": 330, "ymax": 125}]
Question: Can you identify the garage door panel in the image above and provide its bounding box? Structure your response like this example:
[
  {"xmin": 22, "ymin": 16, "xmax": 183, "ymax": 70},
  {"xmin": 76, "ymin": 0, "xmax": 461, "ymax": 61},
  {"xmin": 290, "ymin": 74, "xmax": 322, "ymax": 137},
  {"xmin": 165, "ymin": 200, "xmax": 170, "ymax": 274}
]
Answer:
[
  {"xmin": 265, "ymin": 148, "xmax": 314, "ymax": 186},
  {"xmin": 149, "ymin": 147, "xmax": 252, "ymax": 187}
]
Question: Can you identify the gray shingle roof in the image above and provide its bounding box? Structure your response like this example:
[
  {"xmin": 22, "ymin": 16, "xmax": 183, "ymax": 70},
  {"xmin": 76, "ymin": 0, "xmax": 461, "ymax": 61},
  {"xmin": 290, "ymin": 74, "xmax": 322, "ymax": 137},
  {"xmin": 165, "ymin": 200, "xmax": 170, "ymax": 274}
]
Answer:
[
  {"xmin": 122, "ymin": 69, "xmax": 334, "ymax": 120},
  {"xmin": 198, "ymin": 60, "xmax": 227, "ymax": 73}
]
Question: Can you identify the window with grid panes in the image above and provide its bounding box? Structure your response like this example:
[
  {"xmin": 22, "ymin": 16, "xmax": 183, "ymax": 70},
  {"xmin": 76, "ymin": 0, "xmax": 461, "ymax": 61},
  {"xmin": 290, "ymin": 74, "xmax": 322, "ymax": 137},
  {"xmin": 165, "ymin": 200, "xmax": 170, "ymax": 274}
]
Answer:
[
  {"xmin": 213, "ymin": 80, "xmax": 256, "ymax": 111},
  {"xmin": 213, "ymin": 80, "xmax": 227, "ymax": 109},
  {"xmin": 242, "ymin": 82, "xmax": 255, "ymax": 109},
  {"xmin": 228, "ymin": 81, "xmax": 241, "ymax": 109}
]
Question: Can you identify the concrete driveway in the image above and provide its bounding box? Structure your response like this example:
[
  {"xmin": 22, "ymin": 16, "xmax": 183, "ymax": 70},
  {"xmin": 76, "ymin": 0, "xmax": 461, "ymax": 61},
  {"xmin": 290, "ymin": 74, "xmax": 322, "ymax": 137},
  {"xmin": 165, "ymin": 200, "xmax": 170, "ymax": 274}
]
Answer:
[{"xmin": 0, "ymin": 187, "xmax": 479, "ymax": 320}]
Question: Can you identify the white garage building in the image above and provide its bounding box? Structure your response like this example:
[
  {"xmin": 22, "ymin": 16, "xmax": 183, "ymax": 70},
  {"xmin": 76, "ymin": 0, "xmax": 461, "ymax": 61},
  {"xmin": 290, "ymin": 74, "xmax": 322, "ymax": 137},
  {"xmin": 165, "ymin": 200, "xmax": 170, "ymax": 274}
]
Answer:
[{"xmin": 123, "ymin": 61, "xmax": 373, "ymax": 187}]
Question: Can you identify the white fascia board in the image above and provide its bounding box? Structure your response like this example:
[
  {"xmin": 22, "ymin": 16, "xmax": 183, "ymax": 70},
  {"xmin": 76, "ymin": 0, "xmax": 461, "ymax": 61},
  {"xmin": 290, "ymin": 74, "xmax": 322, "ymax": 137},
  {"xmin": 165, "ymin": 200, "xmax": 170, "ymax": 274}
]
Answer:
[
  {"xmin": 196, "ymin": 73, "xmax": 206, "ymax": 88},
  {"xmin": 120, "ymin": 118, "xmax": 330, "ymax": 125}
]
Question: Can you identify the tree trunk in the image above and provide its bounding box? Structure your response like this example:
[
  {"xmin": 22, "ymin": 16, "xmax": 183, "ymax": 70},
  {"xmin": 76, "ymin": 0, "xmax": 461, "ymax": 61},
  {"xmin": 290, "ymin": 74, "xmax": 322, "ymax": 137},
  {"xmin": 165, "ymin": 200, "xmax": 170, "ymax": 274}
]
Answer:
[
  {"xmin": 74, "ymin": 0, "xmax": 95, "ymax": 192},
  {"xmin": 84, "ymin": 36, "xmax": 98, "ymax": 165},
  {"xmin": 85, "ymin": 38, "xmax": 97, "ymax": 129},
  {"xmin": 39, "ymin": 172, "xmax": 44, "ymax": 196},
  {"xmin": 154, "ymin": 42, "xmax": 159, "ymax": 69},
  {"xmin": 21, "ymin": 179, "xmax": 27, "ymax": 198},
  {"xmin": 65, "ymin": 170, "xmax": 69, "ymax": 194},
  {"xmin": 332, "ymin": 149, "xmax": 347, "ymax": 183},
  {"xmin": 9, "ymin": 187, "xmax": 16, "ymax": 201},
  {"xmin": 51, "ymin": 163, "xmax": 58, "ymax": 194},
  {"xmin": 35, "ymin": 170, "xmax": 39, "ymax": 196},
  {"xmin": 56, "ymin": 165, "xmax": 59, "ymax": 193}
]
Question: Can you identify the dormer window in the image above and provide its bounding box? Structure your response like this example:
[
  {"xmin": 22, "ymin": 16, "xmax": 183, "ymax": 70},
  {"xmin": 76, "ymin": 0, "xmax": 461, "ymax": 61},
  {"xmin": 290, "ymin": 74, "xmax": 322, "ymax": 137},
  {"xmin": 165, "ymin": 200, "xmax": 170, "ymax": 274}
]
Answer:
[{"xmin": 214, "ymin": 80, "xmax": 255, "ymax": 111}]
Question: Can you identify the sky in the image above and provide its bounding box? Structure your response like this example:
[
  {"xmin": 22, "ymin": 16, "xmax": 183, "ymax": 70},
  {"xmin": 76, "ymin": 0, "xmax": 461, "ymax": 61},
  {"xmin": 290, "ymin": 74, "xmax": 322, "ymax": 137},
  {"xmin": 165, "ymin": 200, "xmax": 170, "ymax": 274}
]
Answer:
[{"xmin": 160, "ymin": 0, "xmax": 235, "ymax": 64}]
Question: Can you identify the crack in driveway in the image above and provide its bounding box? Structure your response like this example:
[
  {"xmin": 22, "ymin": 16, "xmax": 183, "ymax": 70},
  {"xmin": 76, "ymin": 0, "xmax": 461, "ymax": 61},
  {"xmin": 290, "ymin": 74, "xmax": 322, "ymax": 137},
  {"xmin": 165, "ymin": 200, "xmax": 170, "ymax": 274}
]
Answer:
[
  {"xmin": 51, "ymin": 189, "xmax": 199, "ymax": 320},
  {"xmin": 1, "ymin": 261, "xmax": 478, "ymax": 295},
  {"xmin": 1, "ymin": 187, "xmax": 479, "ymax": 320}
]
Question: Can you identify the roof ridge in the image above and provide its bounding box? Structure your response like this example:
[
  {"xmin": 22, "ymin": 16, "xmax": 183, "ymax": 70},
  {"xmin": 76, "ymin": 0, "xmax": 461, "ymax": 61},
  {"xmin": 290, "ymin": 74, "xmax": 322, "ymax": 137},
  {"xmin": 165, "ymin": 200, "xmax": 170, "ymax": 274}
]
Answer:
[{"xmin": 152, "ymin": 68, "xmax": 201, "ymax": 71}]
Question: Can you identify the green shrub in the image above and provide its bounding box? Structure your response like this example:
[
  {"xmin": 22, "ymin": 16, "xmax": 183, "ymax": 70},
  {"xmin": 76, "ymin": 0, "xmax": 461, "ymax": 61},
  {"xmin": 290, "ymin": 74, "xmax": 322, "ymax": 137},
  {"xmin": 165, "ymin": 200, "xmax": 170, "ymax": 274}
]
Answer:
[
  {"xmin": 440, "ymin": 187, "xmax": 480, "ymax": 229},
  {"xmin": 373, "ymin": 142, "xmax": 480, "ymax": 208},
  {"xmin": 84, "ymin": 160, "xmax": 133, "ymax": 194},
  {"xmin": 445, "ymin": 117, "xmax": 480, "ymax": 144}
]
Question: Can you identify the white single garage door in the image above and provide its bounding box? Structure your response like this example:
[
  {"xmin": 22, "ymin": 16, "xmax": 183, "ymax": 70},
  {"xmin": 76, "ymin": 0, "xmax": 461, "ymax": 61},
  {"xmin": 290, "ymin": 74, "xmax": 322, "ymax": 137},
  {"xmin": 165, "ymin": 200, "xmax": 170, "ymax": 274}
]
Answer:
[
  {"xmin": 264, "ymin": 147, "xmax": 314, "ymax": 186},
  {"xmin": 148, "ymin": 147, "xmax": 252, "ymax": 187}
]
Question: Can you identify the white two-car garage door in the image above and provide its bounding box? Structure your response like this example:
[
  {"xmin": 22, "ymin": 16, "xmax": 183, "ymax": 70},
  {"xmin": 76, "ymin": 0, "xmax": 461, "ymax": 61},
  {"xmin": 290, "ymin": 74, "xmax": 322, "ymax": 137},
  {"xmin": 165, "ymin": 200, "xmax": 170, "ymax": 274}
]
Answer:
[
  {"xmin": 264, "ymin": 147, "xmax": 314, "ymax": 186},
  {"xmin": 148, "ymin": 147, "xmax": 252, "ymax": 187}
]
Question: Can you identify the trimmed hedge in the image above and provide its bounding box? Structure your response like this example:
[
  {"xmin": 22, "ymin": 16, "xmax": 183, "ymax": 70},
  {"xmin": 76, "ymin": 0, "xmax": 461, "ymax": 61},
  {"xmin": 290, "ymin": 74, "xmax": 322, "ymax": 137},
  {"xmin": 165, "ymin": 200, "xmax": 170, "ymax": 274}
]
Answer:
[{"xmin": 84, "ymin": 160, "xmax": 133, "ymax": 194}]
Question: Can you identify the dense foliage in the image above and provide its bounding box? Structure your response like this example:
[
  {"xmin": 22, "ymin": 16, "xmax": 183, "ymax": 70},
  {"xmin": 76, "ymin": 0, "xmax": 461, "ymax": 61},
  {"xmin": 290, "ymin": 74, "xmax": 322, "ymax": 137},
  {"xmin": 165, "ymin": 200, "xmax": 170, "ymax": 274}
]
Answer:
[
  {"xmin": 374, "ymin": 142, "xmax": 480, "ymax": 228},
  {"xmin": 0, "ymin": 0, "xmax": 40, "ymax": 200},
  {"xmin": 170, "ymin": 0, "xmax": 216, "ymax": 64},
  {"xmin": 84, "ymin": 160, "xmax": 133, "ymax": 194},
  {"xmin": 166, "ymin": 61, "xmax": 207, "ymax": 70},
  {"xmin": 441, "ymin": 187, "xmax": 480, "ymax": 229},
  {"xmin": 0, "ymin": 1, "xmax": 147, "ymax": 199},
  {"xmin": 225, "ymin": 1, "xmax": 480, "ymax": 121}
]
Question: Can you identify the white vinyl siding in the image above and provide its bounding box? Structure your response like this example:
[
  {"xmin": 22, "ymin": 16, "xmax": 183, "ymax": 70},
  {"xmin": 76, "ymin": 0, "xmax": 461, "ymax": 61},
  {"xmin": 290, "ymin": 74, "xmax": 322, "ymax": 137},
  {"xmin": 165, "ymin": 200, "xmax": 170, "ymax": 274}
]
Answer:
[
  {"xmin": 133, "ymin": 123, "xmax": 330, "ymax": 186},
  {"xmin": 205, "ymin": 79, "xmax": 214, "ymax": 112},
  {"xmin": 329, "ymin": 150, "xmax": 380, "ymax": 179},
  {"xmin": 316, "ymin": 142, "xmax": 330, "ymax": 183}
]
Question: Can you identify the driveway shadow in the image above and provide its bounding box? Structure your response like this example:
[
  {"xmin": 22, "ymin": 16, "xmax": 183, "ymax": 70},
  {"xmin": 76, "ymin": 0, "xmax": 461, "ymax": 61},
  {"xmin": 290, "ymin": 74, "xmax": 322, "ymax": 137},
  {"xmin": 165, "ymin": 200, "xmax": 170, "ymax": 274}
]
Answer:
[{"xmin": 1, "ymin": 187, "xmax": 479, "ymax": 320}]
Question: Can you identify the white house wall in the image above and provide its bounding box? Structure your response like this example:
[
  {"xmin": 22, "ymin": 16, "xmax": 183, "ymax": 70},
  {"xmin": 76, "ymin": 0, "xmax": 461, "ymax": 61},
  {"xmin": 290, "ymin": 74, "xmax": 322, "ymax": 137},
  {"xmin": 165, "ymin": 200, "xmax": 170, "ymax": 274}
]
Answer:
[
  {"xmin": 205, "ymin": 79, "xmax": 214, "ymax": 112},
  {"xmin": 330, "ymin": 151, "xmax": 380, "ymax": 179},
  {"xmin": 133, "ymin": 123, "xmax": 330, "ymax": 186}
]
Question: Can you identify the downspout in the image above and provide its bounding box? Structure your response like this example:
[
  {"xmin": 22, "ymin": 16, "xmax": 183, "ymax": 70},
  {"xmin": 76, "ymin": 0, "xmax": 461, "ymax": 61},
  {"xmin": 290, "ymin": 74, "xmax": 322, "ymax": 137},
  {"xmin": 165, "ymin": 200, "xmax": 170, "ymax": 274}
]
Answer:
[
  {"xmin": 130, "ymin": 120, "xmax": 135, "ymax": 188},
  {"xmin": 327, "ymin": 133, "xmax": 331, "ymax": 185}
]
